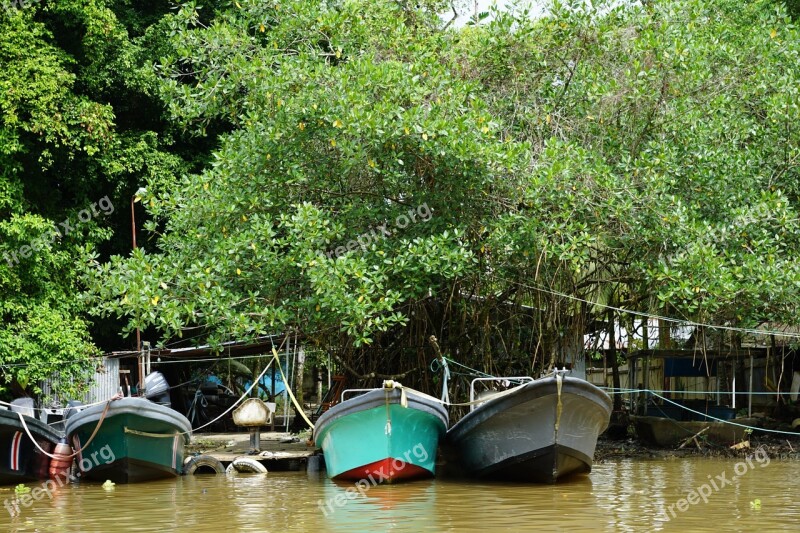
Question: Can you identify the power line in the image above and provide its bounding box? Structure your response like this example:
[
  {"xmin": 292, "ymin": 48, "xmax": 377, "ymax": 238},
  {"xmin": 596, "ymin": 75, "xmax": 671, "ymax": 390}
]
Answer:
[{"xmin": 512, "ymin": 279, "xmax": 800, "ymax": 340}]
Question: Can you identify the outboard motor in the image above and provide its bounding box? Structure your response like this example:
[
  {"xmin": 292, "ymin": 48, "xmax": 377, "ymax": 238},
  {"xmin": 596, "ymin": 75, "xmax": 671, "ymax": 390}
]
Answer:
[
  {"xmin": 10, "ymin": 398, "xmax": 35, "ymax": 418},
  {"xmin": 63, "ymin": 400, "xmax": 85, "ymax": 421},
  {"xmin": 144, "ymin": 371, "xmax": 172, "ymax": 408}
]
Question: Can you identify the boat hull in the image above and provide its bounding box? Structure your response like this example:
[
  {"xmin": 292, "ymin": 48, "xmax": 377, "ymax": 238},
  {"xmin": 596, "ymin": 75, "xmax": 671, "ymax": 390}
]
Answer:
[
  {"xmin": 632, "ymin": 415, "xmax": 758, "ymax": 447},
  {"xmin": 446, "ymin": 376, "xmax": 612, "ymax": 483},
  {"xmin": 313, "ymin": 388, "xmax": 448, "ymax": 482},
  {"xmin": 65, "ymin": 398, "xmax": 191, "ymax": 484},
  {"xmin": 0, "ymin": 410, "xmax": 61, "ymax": 485}
]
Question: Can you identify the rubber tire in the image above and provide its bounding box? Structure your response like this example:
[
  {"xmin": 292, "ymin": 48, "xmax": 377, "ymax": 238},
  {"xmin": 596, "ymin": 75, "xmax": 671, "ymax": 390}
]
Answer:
[
  {"xmin": 183, "ymin": 455, "xmax": 226, "ymax": 475},
  {"xmin": 227, "ymin": 457, "xmax": 268, "ymax": 474}
]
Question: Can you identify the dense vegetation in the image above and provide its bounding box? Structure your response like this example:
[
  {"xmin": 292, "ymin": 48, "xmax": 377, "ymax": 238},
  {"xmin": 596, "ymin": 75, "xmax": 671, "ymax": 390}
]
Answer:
[{"xmin": 2, "ymin": 0, "xmax": 799, "ymax": 399}]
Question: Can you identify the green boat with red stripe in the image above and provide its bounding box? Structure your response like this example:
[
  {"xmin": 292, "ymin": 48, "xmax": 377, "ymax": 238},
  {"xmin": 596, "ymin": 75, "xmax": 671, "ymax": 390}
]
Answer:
[
  {"xmin": 313, "ymin": 381, "xmax": 448, "ymax": 482},
  {"xmin": 65, "ymin": 397, "xmax": 191, "ymax": 484}
]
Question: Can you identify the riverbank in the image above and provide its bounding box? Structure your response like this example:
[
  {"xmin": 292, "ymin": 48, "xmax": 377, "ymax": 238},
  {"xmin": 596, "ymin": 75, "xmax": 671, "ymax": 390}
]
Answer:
[
  {"xmin": 595, "ymin": 433, "xmax": 800, "ymax": 462},
  {"xmin": 189, "ymin": 425, "xmax": 800, "ymax": 472}
]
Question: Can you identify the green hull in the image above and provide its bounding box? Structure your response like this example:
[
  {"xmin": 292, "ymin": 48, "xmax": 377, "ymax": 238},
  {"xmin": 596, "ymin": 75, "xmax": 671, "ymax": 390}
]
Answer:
[
  {"xmin": 66, "ymin": 398, "xmax": 191, "ymax": 484},
  {"xmin": 314, "ymin": 388, "xmax": 447, "ymax": 481}
]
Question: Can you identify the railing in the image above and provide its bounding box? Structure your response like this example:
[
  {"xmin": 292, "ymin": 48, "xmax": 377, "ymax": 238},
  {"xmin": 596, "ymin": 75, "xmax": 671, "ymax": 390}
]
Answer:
[
  {"xmin": 469, "ymin": 376, "xmax": 534, "ymax": 412},
  {"xmin": 341, "ymin": 388, "xmax": 375, "ymax": 402}
]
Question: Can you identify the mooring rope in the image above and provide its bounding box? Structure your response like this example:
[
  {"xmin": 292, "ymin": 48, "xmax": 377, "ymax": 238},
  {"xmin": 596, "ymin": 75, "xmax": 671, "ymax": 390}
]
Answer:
[
  {"xmin": 650, "ymin": 392, "xmax": 800, "ymax": 437},
  {"xmin": 16, "ymin": 395, "xmax": 119, "ymax": 460},
  {"xmin": 272, "ymin": 347, "xmax": 315, "ymax": 429}
]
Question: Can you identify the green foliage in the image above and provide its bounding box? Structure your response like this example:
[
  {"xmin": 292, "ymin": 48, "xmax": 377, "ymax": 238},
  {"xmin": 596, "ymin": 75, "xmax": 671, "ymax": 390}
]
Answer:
[
  {"xmin": 454, "ymin": 0, "xmax": 800, "ymax": 330},
  {"xmin": 87, "ymin": 0, "xmax": 516, "ymax": 348},
  {"xmin": 0, "ymin": 0, "xmax": 190, "ymax": 398},
  {"xmin": 75, "ymin": 0, "xmax": 800, "ymax": 380}
]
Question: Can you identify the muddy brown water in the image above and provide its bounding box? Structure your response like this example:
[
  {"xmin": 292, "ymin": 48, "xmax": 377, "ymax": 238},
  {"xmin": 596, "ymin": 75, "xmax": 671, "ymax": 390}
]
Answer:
[{"xmin": 1, "ymin": 457, "xmax": 797, "ymax": 532}]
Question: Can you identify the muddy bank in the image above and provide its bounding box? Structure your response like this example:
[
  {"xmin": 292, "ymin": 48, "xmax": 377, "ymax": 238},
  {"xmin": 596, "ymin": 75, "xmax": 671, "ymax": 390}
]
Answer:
[{"xmin": 595, "ymin": 433, "xmax": 800, "ymax": 462}]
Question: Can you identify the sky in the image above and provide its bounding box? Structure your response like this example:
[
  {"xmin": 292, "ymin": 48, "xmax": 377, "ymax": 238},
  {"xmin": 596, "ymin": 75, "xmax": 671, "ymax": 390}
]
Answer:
[{"xmin": 448, "ymin": 0, "xmax": 548, "ymax": 27}]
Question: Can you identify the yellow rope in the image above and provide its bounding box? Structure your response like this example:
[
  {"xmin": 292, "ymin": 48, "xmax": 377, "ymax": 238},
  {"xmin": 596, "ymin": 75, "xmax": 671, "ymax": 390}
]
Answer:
[
  {"xmin": 272, "ymin": 347, "xmax": 315, "ymax": 430},
  {"xmin": 555, "ymin": 373, "xmax": 563, "ymax": 434},
  {"xmin": 382, "ymin": 379, "xmax": 408, "ymax": 407},
  {"xmin": 124, "ymin": 427, "xmax": 179, "ymax": 438}
]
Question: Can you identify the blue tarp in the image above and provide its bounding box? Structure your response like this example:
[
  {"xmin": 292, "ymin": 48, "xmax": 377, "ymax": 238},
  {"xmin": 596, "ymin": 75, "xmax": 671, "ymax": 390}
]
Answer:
[
  {"xmin": 244, "ymin": 368, "xmax": 287, "ymax": 399},
  {"xmin": 664, "ymin": 357, "xmax": 717, "ymax": 377}
]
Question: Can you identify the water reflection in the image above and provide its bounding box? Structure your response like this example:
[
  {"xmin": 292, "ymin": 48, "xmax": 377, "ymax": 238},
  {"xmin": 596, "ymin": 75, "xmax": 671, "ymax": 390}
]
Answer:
[
  {"xmin": 0, "ymin": 458, "xmax": 797, "ymax": 532},
  {"xmin": 322, "ymin": 479, "xmax": 437, "ymax": 532}
]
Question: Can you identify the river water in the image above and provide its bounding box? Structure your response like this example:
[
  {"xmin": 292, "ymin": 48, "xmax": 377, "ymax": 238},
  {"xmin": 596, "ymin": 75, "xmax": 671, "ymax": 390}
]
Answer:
[{"xmin": 1, "ymin": 457, "xmax": 797, "ymax": 532}]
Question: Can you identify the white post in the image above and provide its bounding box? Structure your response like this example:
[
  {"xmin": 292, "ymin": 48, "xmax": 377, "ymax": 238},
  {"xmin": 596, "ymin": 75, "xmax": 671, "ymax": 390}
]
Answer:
[
  {"xmin": 748, "ymin": 355, "xmax": 753, "ymax": 417},
  {"xmin": 732, "ymin": 359, "xmax": 736, "ymax": 410}
]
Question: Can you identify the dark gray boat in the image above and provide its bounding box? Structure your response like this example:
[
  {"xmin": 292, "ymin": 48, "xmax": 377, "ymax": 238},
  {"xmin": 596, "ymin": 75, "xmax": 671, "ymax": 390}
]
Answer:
[
  {"xmin": 0, "ymin": 408, "xmax": 62, "ymax": 485},
  {"xmin": 446, "ymin": 373, "xmax": 612, "ymax": 483}
]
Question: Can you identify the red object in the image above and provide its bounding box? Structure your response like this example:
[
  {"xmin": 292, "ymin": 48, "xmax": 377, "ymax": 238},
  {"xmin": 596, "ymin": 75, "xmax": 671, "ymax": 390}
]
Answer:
[
  {"xmin": 335, "ymin": 457, "xmax": 431, "ymax": 483},
  {"xmin": 49, "ymin": 441, "xmax": 74, "ymax": 480}
]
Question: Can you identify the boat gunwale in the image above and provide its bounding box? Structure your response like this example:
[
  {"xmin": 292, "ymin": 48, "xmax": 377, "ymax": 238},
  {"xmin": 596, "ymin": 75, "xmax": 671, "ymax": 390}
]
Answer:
[
  {"xmin": 313, "ymin": 387, "xmax": 448, "ymax": 442},
  {"xmin": 447, "ymin": 375, "xmax": 612, "ymax": 442},
  {"xmin": 0, "ymin": 409, "xmax": 62, "ymax": 443},
  {"xmin": 65, "ymin": 397, "xmax": 192, "ymax": 442}
]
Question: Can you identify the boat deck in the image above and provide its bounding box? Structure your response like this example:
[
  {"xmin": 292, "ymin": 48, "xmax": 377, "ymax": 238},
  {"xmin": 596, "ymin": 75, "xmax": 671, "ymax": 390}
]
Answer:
[{"xmin": 189, "ymin": 431, "xmax": 320, "ymax": 471}]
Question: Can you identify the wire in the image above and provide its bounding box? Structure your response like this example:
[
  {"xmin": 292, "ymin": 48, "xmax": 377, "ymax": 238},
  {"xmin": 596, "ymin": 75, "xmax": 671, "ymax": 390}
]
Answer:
[
  {"xmin": 652, "ymin": 392, "xmax": 800, "ymax": 437},
  {"xmin": 598, "ymin": 386, "xmax": 800, "ymax": 436},
  {"xmin": 0, "ymin": 352, "xmax": 280, "ymax": 371},
  {"xmin": 600, "ymin": 387, "xmax": 795, "ymax": 396},
  {"xmin": 512, "ymin": 279, "xmax": 800, "ymax": 340},
  {"xmin": 440, "ymin": 356, "xmax": 494, "ymax": 378}
]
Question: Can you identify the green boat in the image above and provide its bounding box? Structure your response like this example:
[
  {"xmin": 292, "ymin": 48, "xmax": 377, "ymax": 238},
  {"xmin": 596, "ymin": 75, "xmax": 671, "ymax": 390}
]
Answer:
[
  {"xmin": 65, "ymin": 397, "xmax": 192, "ymax": 483},
  {"xmin": 313, "ymin": 381, "xmax": 448, "ymax": 482}
]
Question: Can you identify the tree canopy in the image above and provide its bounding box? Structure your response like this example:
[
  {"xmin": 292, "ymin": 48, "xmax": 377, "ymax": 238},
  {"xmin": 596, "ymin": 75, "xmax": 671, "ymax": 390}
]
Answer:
[
  {"xmin": 3, "ymin": 0, "xmax": 800, "ymax": 397},
  {"xmin": 0, "ymin": 0, "xmax": 188, "ymax": 397}
]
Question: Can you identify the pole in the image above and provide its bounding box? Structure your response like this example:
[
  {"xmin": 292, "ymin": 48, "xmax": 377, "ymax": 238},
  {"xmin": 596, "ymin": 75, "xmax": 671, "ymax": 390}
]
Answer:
[
  {"xmin": 748, "ymin": 354, "xmax": 753, "ymax": 417},
  {"xmin": 131, "ymin": 195, "xmax": 143, "ymax": 395},
  {"xmin": 270, "ymin": 357, "xmax": 276, "ymax": 431}
]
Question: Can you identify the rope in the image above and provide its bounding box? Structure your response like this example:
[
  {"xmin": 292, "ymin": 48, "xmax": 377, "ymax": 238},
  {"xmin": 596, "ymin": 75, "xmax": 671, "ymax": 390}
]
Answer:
[
  {"xmin": 514, "ymin": 279, "xmax": 800, "ymax": 340},
  {"xmin": 187, "ymin": 355, "xmax": 277, "ymax": 434},
  {"xmin": 429, "ymin": 357, "xmax": 452, "ymax": 403},
  {"xmin": 186, "ymin": 389, "xmax": 208, "ymax": 426},
  {"xmin": 382, "ymin": 380, "xmax": 408, "ymax": 407},
  {"xmin": 555, "ymin": 372, "xmax": 563, "ymax": 434},
  {"xmin": 440, "ymin": 356, "xmax": 494, "ymax": 379},
  {"xmin": 601, "ymin": 387, "xmax": 794, "ymax": 396},
  {"xmin": 272, "ymin": 347, "xmax": 315, "ymax": 430},
  {"xmin": 16, "ymin": 396, "xmax": 118, "ymax": 460},
  {"xmin": 384, "ymin": 389, "xmax": 392, "ymax": 436},
  {"xmin": 124, "ymin": 427, "xmax": 179, "ymax": 438},
  {"xmin": 650, "ymin": 392, "xmax": 800, "ymax": 436}
]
